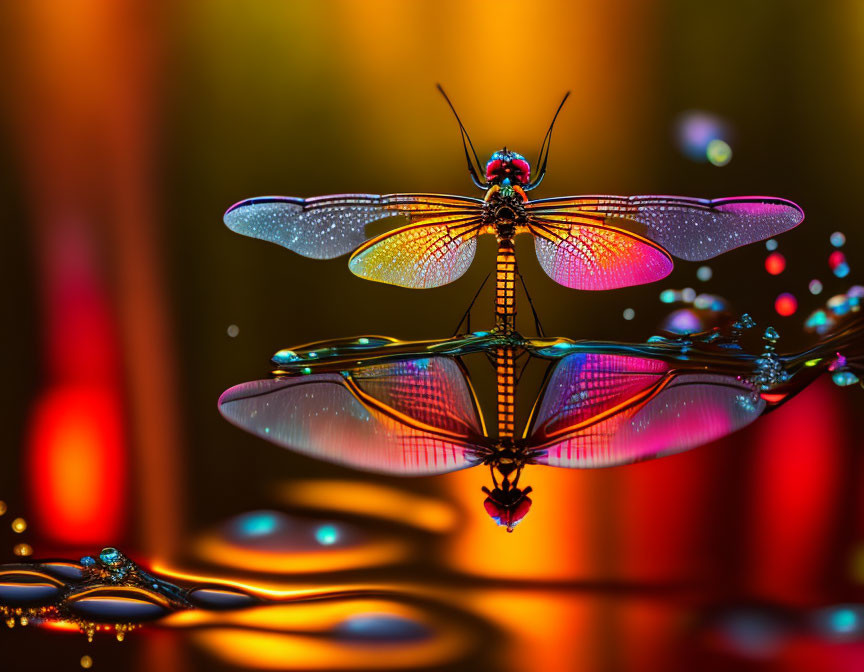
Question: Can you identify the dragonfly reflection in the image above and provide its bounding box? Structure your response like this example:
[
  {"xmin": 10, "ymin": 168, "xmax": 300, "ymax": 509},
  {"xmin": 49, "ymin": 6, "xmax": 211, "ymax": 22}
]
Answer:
[{"xmin": 219, "ymin": 319, "xmax": 864, "ymax": 531}]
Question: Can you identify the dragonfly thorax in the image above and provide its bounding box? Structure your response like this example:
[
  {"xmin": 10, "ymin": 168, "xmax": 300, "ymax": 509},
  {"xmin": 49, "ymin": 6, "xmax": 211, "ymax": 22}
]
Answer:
[{"xmin": 483, "ymin": 183, "xmax": 528, "ymax": 238}]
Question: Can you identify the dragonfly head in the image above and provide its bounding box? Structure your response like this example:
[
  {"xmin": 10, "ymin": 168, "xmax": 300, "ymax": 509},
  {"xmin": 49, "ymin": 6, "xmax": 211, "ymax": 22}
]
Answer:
[
  {"xmin": 482, "ymin": 481, "xmax": 533, "ymax": 533},
  {"xmin": 485, "ymin": 149, "xmax": 531, "ymax": 187}
]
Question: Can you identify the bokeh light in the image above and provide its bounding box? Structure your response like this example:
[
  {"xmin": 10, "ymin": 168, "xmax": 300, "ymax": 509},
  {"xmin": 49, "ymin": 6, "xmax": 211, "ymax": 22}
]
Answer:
[
  {"xmin": 774, "ymin": 293, "xmax": 798, "ymax": 317},
  {"xmin": 706, "ymin": 139, "xmax": 733, "ymax": 166},
  {"xmin": 809, "ymin": 279, "xmax": 823, "ymax": 295},
  {"xmin": 830, "ymin": 232, "xmax": 846, "ymax": 248},
  {"xmin": 765, "ymin": 252, "xmax": 786, "ymax": 275},
  {"xmin": 696, "ymin": 265, "xmax": 713, "ymax": 281},
  {"xmin": 675, "ymin": 110, "xmax": 733, "ymax": 164}
]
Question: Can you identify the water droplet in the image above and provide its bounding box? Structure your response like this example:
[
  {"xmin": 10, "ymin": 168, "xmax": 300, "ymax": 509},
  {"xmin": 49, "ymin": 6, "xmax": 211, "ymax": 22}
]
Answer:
[
  {"xmin": 622, "ymin": 308, "xmax": 635, "ymax": 320},
  {"xmin": 832, "ymin": 371, "xmax": 860, "ymax": 387},
  {"xmin": 0, "ymin": 579, "xmax": 62, "ymax": 606},
  {"xmin": 696, "ymin": 265, "xmax": 713, "ymax": 281},
  {"xmin": 733, "ymin": 313, "xmax": 756, "ymax": 330},
  {"xmin": 226, "ymin": 324, "xmax": 239, "ymax": 338},
  {"xmin": 69, "ymin": 595, "xmax": 167, "ymax": 622},
  {"xmin": 188, "ymin": 587, "xmax": 257, "ymax": 610},
  {"xmin": 302, "ymin": 367, "xmax": 312, "ymax": 375},
  {"xmin": 830, "ymin": 232, "xmax": 846, "ymax": 248},
  {"xmin": 763, "ymin": 327, "xmax": 779, "ymax": 342},
  {"xmin": 358, "ymin": 337, "xmax": 369, "ymax": 345},
  {"xmin": 272, "ymin": 349, "xmax": 301, "ymax": 365},
  {"xmin": 11, "ymin": 518, "xmax": 26, "ymax": 533},
  {"xmin": 335, "ymin": 612, "xmax": 430, "ymax": 642},
  {"xmin": 765, "ymin": 252, "xmax": 786, "ymax": 275},
  {"xmin": 99, "ymin": 548, "xmax": 122, "ymax": 567},
  {"xmin": 80, "ymin": 556, "xmax": 96, "ymax": 567}
]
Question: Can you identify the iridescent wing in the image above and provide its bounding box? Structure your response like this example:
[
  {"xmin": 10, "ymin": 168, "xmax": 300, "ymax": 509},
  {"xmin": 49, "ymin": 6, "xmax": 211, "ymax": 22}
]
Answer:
[
  {"xmin": 218, "ymin": 356, "xmax": 487, "ymax": 475},
  {"xmin": 527, "ymin": 195, "xmax": 804, "ymax": 261},
  {"xmin": 224, "ymin": 193, "xmax": 483, "ymax": 260},
  {"xmin": 527, "ymin": 214, "xmax": 674, "ymax": 290},
  {"xmin": 526, "ymin": 353, "xmax": 765, "ymax": 467},
  {"xmin": 348, "ymin": 215, "xmax": 484, "ymax": 288}
]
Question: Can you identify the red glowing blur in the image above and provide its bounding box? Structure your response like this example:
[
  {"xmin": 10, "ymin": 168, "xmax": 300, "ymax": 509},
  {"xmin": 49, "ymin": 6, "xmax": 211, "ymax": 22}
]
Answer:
[
  {"xmin": 26, "ymin": 385, "xmax": 126, "ymax": 545},
  {"xmin": 765, "ymin": 252, "xmax": 787, "ymax": 275},
  {"xmin": 775, "ymin": 292, "xmax": 798, "ymax": 316}
]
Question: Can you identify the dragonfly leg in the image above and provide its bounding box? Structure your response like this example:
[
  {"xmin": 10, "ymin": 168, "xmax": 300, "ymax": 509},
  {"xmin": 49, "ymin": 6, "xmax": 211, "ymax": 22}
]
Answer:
[
  {"xmin": 452, "ymin": 272, "xmax": 491, "ymax": 336},
  {"xmin": 518, "ymin": 269, "xmax": 546, "ymax": 337}
]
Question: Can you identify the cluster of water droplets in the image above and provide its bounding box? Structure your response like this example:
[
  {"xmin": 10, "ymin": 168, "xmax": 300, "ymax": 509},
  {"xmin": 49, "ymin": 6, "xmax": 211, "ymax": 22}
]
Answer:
[{"xmin": 752, "ymin": 326, "xmax": 790, "ymax": 391}]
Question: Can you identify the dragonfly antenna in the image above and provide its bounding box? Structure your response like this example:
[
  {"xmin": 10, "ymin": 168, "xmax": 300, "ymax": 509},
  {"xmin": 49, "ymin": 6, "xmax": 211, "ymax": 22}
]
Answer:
[
  {"xmin": 437, "ymin": 84, "xmax": 486, "ymax": 189},
  {"xmin": 527, "ymin": 91, "xmax": 571, "ymax": 191}
]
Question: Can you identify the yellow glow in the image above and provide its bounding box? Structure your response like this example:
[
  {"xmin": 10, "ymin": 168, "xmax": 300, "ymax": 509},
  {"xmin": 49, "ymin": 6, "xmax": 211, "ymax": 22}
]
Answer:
[
  {"xmin": 12, "ymin": 544, "xmax": 33, "ymax": 557},
  {"xmin": 166, "ymin": 599, "xmax": 418, "ymax": 631},
  {"xmin": 193, "ymin": 625, "xmax": 467, "ymax": 671},
  {"xmin": 152, "ymin": 562, "xmax": 393, "ymax": 599},
  {"xmin": 444, "ymin": 465, "xmax": 596, "ymax": 580},
  {"xmin": 278, "ymin": 480, "xmax": 457, "ymax": 533},
  {"xmin": 193, "ymin": 533, "xmax": 408, "ymax": 574}
]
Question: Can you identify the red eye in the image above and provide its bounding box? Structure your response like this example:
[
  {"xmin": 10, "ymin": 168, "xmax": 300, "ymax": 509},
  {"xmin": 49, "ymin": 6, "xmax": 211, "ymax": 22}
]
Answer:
[
  {"xmin": 485, "ymin": 159, "xmax": 505, "ymax": 181},
  {"xmin": 510, "ymin": 159, "xmax": 531, "ymax": 184}
]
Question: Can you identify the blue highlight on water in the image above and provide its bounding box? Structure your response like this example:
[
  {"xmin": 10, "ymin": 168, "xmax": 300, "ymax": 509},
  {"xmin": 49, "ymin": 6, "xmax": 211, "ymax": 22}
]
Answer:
[{"xmin": 315, "ymin": 524, "xmax": 340, "ymax": 546}]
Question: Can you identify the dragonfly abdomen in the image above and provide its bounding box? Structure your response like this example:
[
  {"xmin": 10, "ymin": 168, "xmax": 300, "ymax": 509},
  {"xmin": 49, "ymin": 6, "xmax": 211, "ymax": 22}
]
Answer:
[{"xmin": 495, "ymin": 237, "xmax": 517, "ymax": 333}]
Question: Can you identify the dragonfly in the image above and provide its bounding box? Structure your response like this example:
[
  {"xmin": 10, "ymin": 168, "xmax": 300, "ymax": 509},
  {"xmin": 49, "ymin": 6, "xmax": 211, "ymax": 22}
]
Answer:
[{"xmin": 224, "ymin": 86, "xmax": 804, "ymax": 334}]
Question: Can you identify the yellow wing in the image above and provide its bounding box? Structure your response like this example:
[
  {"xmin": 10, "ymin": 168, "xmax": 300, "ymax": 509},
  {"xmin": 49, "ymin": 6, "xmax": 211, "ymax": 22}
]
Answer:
[{"xmin": 348, "ymin": 215, "xmax": 484, "ymax": 289}]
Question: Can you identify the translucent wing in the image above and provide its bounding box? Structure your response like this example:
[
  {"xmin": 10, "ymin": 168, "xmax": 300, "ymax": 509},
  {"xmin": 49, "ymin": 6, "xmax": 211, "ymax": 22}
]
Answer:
[
  {"xmin": 224, "ymin": 193, "xmax": 483, "ymax": 260},
  {"xmin": 528, "ymin": 353, "xmax": 766, "ymax": 468},
  {"xmin": 218, "ymin": 357, "xmax": 486, "ymax": 475},
  {"xmin": 527, "ymin": 195, "xmax": 804, "ymax": 261},
  {"xmin": 528, "ymin": 216, "xmax": 674, "ymax": 290},
  {"xmin": 527, "ymin": 353, "xmax": 670, "ymax": 439},
  {"xmin": 348, "ymin": 216, "xmax": 483, "ymax": 288}
]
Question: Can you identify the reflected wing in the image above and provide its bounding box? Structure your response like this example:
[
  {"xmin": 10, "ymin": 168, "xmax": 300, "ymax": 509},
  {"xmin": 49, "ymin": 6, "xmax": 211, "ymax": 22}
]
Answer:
[
  {"xmin": 349, "ymin": 216, "xmax": 483, "ymax": 288},
  {"xmin": 527, "ymin": 195, "xmax": 804, "ymax": 261},
  {"xmin": 527, "ymin": 353, "xmax": 670, "ymax": 440},
  {"xmin": 218, "ymin": 358, "xmax": 486, "ymax": 475},
  {"xmin": 528, "ymin": 354, "xmax": 765, "ymax": 468},
  {"xmin": 350, "ymin": 357, "xmax": 486, "ymax": 438},
  {"xmin": 528, "ymin": 216, "xmax": 674, "ymax": 290},
  {"xmin": 224, "ymin": 193, "xmax": 483, "ymax": 260}
]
